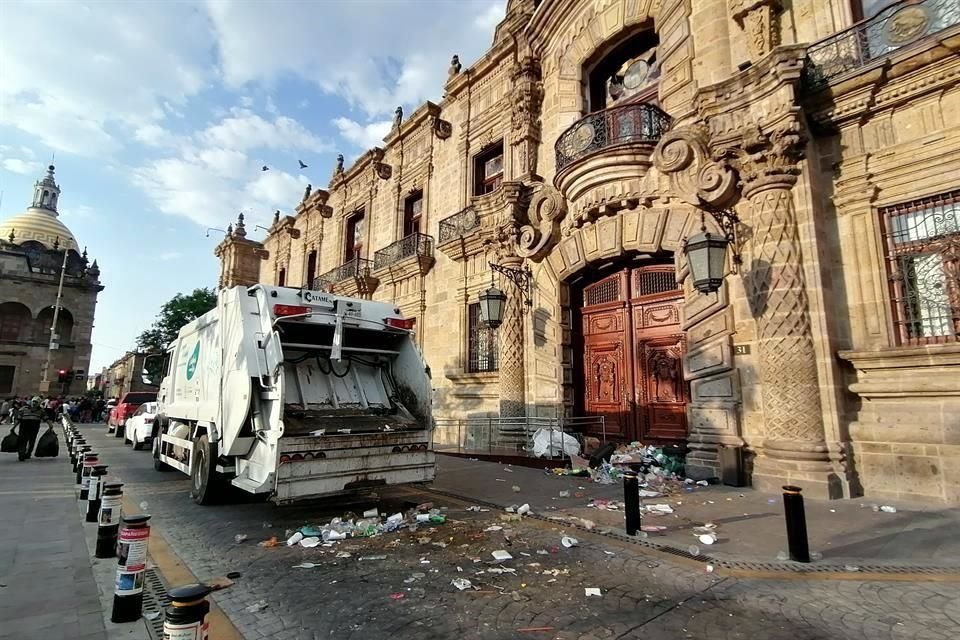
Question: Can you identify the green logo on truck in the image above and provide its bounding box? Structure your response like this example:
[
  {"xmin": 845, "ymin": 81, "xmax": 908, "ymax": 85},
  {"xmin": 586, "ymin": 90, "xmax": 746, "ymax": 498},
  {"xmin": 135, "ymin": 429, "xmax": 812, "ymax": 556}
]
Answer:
[{"xmin": 186, "ymin": 342, "xmax": 200, "ymax": 380}]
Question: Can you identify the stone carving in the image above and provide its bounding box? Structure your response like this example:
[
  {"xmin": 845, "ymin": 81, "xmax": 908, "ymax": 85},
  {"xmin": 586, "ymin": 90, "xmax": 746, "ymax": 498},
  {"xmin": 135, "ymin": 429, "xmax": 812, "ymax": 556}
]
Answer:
[
  {"xmin": 652, "ymin": 127, "xmax": 738, "ymax": 209},
  {"xmin": 273, "ymin": 210, "xmax": 281, "ymax": 225},
  {"xmin": 234, "ymin": 212, "xmax": 247, "ymax": 238},
  {"xmin": 449, "ymin": 54, "xmax": 461, "ymax": 77},
  {"xmin": 393, "ymin": 106, "xmax": 403, "ymax": 131},
  {"xmin": 510, "ymin": 55, "xmax": 543, "ymax": 177},
  {"xmin": 334, "ymin": 154, "xmax": 344, "ymax": 175},
  {"xmin": 375, "ymin": 162, "xmax": 392, "ymax": 180},
  {"xmin": 433, "ymin": 117, "xmax": 453, "ymax": 140},
  {"xmin": 516, "ymin": 185, "xmax": 566, "ymax": 261},
  {"xmin": 302, "ymin": 184, "xmax": 312, "ymax": 202},
  {"xmin": 737, "ymin": 120, "xmax": 827, "ymax": 452},
  {"xmin": 730, "ymin": 0, "xmax": 782, "ymax": 60},
  {"xmin": 884, "ymin": 4, "xmax": 931, "ymax": 45}
]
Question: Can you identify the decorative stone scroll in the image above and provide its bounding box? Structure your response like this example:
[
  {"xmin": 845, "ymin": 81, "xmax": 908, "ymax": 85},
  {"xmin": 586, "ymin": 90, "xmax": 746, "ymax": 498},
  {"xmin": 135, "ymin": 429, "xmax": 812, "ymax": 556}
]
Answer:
[
  {"xmin": 652, "ymin": 127, "xmax": 738, "ymax": 209},
  {"xmin": 516, "ymin": 185, "xmax": 566, "ymax": 262}
]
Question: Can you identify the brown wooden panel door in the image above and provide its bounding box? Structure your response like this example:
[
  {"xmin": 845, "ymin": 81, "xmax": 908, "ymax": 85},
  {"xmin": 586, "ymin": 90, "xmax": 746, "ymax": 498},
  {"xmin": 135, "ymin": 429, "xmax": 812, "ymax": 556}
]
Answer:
[{"xmin": 636, "ymin": 335, "xmax": 688, "ymax": 441}]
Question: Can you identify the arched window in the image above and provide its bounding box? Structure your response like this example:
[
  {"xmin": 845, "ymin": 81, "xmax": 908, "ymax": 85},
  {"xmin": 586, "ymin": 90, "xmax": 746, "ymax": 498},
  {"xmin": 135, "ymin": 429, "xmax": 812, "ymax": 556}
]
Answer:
[
  {"xmin": 42, "ymin": 190, "xmax": 49, "ymax": 205},
  {"xmin": 0, "ymin": 303, "xmax": 31, "ymax": 342},
  {"xmin": 35, "ymin": 307, "xmax": 74, "ymax": 345},
  {"xmin": 585, "ymin": 29, "xmax": 660, "ymax": 112}
]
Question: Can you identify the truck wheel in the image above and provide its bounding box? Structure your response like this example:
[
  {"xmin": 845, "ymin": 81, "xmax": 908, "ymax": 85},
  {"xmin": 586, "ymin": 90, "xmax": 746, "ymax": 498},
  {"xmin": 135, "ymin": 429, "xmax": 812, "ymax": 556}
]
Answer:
[
  {"xmin": 190, "ymin": 434, "xmax": 225, "ymax": 505},
  {"xmin": 152, "ymin": 433, "xmax": 171, "ymax": 472}
]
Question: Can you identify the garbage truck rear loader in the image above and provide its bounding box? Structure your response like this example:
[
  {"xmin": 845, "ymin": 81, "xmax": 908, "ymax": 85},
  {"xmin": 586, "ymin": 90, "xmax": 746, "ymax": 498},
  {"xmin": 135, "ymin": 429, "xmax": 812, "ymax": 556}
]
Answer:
[{"xmin": 152, "ymin": 285, "xmax": 435, "ymax": 504}]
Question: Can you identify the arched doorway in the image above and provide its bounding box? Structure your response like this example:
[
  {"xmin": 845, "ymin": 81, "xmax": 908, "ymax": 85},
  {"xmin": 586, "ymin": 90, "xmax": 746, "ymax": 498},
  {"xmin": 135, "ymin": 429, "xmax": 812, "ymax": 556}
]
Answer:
[{"xmin": 572, "ymin": 254, "xmax": 689, "ymax": 444}]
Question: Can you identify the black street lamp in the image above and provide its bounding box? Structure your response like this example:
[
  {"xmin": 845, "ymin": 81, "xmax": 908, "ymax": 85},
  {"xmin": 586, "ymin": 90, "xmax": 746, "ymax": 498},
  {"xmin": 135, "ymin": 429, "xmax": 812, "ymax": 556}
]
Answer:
[
  {"xmin": 683, "ymin": 207, "xmax": 741, "ymax": 294},
  {"xmin": 479, "ymin": 261, "xmax": 533, "ymax": 329}
]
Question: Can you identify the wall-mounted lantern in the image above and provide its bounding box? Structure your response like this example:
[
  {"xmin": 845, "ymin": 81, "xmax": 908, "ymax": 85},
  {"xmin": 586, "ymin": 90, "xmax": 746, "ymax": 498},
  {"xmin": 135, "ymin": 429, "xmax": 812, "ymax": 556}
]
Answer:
[{"xmin": 683, "ymin": 207, "xmax": 741, "ymax": 294}]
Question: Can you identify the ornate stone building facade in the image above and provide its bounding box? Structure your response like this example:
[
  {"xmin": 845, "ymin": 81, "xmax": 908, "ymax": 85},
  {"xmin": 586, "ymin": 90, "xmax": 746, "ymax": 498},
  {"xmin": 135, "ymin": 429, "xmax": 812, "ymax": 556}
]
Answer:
[
  {"xmin": 0, "ymin": 166, "xmax": 103, "ymax": 396},
  {"xmin": 217, "ymin": 0, "xmax": 960, "ymax": 502}
]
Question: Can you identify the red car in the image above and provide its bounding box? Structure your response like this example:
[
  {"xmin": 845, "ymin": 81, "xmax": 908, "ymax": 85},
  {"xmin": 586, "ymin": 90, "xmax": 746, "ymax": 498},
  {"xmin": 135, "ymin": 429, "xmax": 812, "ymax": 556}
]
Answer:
[{"xmin": 108, "ymin": 392, "xmax": 157, "ymax": 438}]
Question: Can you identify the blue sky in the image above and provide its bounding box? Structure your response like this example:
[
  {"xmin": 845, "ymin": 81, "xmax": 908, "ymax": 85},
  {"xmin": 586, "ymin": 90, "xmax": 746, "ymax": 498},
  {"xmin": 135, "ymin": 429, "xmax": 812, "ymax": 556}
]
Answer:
[{"xmin": 0, "ymin": 0, "xmax": 505, "ymax": 372}]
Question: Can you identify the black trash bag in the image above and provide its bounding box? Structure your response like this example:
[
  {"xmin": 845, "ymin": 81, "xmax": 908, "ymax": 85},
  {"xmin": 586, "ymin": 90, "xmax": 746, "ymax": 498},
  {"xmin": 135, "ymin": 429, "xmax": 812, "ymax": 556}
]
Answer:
[
  {"xmin": 1, "ymin": 427, "xmax": 18, "ymax": 453},
  {"xmin": 35, "ymin": 426, "xmax": 59, "ymax": 458}
]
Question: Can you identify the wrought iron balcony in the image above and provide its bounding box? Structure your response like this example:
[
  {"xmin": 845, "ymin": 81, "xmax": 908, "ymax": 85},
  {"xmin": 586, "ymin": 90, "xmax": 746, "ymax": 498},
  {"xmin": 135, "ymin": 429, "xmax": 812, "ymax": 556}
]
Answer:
[
  {"xmin": 313, "ymin": 256, "xmax": 373, "ymax": 289},
  {"xmin": 555, "ymin": 102, "xmax": 671, "ymax": 172},
  {"xmin": 802, "ymin": 0, "xmax": 959, "ymax": 90},
  {"xmin": 438, "ymin": 206, "xmax": 480, "ymax": 244},
  {"xmin": 373, "ymin": 232, "xmax": 434, "ymax": 270}
]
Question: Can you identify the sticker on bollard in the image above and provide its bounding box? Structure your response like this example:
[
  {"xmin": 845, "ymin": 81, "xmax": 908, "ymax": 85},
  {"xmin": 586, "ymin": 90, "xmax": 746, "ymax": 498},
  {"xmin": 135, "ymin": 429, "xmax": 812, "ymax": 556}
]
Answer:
[
  {"xmin": 79, "ymin": 452, "xmax": 98, "ymax": 501},
  {"xmin": 86, "ymin": 464, "xmax": 108, "ymax": 523},
  {"xmin": 96, "ymin": 482, "xmax": 124, "ymax": 559},
  {"xmin": 164, "ymin": 583, "xmax": 212, "ymax": 640},
  {"xmin": 111, "ymin": 514, "xmax": 151, "ymax": 623}
]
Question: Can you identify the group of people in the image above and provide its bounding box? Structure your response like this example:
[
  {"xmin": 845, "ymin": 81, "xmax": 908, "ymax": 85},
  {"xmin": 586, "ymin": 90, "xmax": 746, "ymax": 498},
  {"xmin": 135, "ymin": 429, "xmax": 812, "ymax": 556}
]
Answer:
[{"xmin": 1, "ymin": 395, "xmax": 108, "ymax": 461}]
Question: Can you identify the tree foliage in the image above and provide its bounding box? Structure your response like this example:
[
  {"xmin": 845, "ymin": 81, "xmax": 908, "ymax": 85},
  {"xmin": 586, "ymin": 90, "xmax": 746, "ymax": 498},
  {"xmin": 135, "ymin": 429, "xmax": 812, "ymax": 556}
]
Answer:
[{"xmin": 136, "ymin": 288, "xmax": 217, "ymax": 352}]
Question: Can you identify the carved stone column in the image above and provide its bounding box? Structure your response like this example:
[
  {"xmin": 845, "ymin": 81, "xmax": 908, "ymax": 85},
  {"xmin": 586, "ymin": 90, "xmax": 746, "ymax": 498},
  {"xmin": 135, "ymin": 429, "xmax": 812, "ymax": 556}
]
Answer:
[
  {"xmin": 738, "ymin": 125, "xmax": 839, "ymax": 497},
  {"xmin": 497, "ymin": 255, "xmax": 527, "ymax": 421}
]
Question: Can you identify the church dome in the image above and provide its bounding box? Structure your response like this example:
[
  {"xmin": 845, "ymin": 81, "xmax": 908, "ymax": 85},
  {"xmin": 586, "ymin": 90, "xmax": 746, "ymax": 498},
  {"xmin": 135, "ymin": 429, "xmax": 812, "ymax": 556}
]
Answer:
[{"xmin": 0, "ymin": 165, "xmax": 79, "ymax": 251}]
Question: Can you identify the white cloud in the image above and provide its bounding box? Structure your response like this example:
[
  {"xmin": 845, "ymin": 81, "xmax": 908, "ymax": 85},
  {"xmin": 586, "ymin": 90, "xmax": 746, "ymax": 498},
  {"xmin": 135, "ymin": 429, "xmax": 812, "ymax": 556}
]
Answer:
[
  {"xmin": 59, "ymin": 203, "xmax": 97, "ymax": 221},
  {"xmin": 134, "ymin": 124, "xmax": 174, "ymax": 147},
  {"xmin": 206, "ymin": 0, "xmax": 507, "ymax": 116},
  {"xmin": 0, "ymin": 2, "xmax": 211, "ymax": 156},
  {"xmin": 158, "ymin": 251, "xmax": 183, "ymax": 261},
  {"xmin": 200, "ymin": 108, "xmax": 329, "ymax": 153},
  {"xmin": 0, "ymin": 157, "xmax": 44, "ymax": 176},
  {"xmin": 333, "ymin": 117, "xmax": 393, "ymax": 151}
]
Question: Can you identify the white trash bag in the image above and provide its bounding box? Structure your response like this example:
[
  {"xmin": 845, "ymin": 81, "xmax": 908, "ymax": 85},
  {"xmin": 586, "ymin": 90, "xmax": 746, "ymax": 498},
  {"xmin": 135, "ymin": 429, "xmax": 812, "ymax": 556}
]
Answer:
[{"xmin": 531, "ymin": 428, "xmax": 580, "ymax": 458}]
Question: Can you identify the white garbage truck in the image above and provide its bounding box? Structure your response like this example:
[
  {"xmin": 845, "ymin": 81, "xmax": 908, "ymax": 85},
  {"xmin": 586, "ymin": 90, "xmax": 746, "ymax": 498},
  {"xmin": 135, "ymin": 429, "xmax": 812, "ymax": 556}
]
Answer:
[{"xmin": 149, "ymin": 284, "xmax": 435, "ymax": 504}]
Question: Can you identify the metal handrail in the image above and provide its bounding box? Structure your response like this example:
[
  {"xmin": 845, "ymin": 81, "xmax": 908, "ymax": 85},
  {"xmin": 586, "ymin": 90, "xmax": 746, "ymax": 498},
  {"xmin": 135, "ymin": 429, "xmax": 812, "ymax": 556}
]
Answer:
[
  {"xmin": 313, "ymin": 256, "xmax": 373, "ymax": 289},
  {"xmin": 555, "ymin": 102, "xmax": 671, "ymax": 172},
  {"xmin": 438, "ymin": 206, "xmax": 480, "ymax": 244},
  {"xmin": 373, "ymin": 232, "xmax": 434, "ymax": 270},
  {"xmin": 432, "ymin": 415, "xmax": 606, "ymax": 459},
  {"xmin": 802, "ymin": 0, "xmax": 959, "ymax": 90}
]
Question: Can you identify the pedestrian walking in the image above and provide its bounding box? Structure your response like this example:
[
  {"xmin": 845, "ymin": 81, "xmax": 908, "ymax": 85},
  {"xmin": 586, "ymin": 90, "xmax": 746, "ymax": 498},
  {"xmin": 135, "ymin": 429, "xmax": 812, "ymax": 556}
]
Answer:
[
  {"xmin": 0, "ymin": 398, "xmax": 10, "ymax": 425},
  {"xmin": 16, "ymin": 399, "xmax": 53, "ymax": 461}
]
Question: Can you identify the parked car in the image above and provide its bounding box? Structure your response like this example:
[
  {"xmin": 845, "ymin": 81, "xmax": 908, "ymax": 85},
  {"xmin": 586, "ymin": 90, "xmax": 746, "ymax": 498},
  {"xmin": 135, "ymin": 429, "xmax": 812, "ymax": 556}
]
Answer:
[
  {"xmin": 109, "ymin": 392, "xmax": 157, "ymax": 437},
  {"xmin": 124, "ymin": 402, "xmax": 158, "ymax": 450}
]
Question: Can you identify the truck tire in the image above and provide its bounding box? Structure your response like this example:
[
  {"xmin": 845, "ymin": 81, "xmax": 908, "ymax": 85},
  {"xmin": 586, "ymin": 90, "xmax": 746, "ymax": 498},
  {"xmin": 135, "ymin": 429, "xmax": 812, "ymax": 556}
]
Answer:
[
  {"xmin": 152, "ymin": 432, "xmax": 171, "ymax": 472},
  {"xmin": 190, "ymin": 434, "xmax": 225, "ymax": 505}
]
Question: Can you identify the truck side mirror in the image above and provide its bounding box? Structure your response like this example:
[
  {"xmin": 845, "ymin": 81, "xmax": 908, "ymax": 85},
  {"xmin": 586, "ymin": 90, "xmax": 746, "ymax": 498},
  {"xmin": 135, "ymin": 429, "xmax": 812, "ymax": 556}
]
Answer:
[{"xmin": 141, "ymin": 368, "xmax": 153, "ymax": 386}]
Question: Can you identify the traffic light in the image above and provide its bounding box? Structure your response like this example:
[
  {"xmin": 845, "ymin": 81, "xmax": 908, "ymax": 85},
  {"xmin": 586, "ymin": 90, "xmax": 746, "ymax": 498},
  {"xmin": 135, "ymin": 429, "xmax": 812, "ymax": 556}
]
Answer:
[{"xmin": 57, "ymin": 369, "xmax": 69, "ymax": 383}]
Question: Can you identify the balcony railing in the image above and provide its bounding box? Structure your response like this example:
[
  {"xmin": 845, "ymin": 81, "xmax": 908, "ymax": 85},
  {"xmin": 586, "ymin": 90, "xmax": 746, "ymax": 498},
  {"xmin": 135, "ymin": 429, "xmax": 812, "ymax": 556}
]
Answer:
[
  {"xmin": 313, "ymin": 256, "xmax": 373, "ymax": 289},
  {"xmin": 802, "ymin": 0, "xmax": 960, "ymax": 90},
  {"xmin": 373, "ymin": 232, "xmax": 434, "ymax": 270},
  {"xmin": 555, "ymin": 102, "xmax": 671, "ymax": 172},
  {"xmin": 438, "ymin": 207, "xmax": 480, "ymax": 244}
]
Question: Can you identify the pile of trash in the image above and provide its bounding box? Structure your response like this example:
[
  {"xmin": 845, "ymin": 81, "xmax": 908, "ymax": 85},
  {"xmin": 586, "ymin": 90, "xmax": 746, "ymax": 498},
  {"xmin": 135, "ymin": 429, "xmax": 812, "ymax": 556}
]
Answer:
[
  {"xmin": 609, "ymin": 442, "xmax": 685, "ymax": 477},
  {"xmin": 256, "ymin": 504, "xmax": 448, "ymax": 549}
]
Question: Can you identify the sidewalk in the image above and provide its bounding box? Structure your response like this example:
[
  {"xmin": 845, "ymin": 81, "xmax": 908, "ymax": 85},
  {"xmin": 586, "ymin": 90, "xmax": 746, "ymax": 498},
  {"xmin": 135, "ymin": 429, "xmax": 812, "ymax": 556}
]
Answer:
[
  {"xmin": 0, "ymin": 432, "xmax": 148, "ymax": 640},
  {"xmin": 432, "ymin": 454, "xmax": 960, "ymax": 566}
]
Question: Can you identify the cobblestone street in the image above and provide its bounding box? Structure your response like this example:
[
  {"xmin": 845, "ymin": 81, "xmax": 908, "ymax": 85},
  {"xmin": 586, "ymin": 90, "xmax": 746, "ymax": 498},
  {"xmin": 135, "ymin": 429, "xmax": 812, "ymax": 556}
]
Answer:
[{"xmin": 75, "ymin": 424, "xmax": 960, "ymax": 640}]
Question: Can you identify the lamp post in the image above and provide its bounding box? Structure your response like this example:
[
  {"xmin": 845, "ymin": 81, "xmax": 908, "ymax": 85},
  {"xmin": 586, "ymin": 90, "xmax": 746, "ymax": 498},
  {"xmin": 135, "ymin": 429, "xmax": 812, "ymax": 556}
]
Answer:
[
  {"xmin": 478, "ymin": 261, "xmax": 532, "ymax": 328},
  {"xmin": 39, "ymin": 238, "xmax": 69, "ymax": 394},
  {"xmin": 683, "ymin": 207, "xmax": 741, "ymax": 295}
]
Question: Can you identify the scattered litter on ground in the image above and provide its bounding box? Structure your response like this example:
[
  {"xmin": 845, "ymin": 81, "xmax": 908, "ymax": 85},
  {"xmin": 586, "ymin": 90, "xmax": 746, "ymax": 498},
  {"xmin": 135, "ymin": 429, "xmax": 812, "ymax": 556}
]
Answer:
[
  {"xmin": 389, "ymin": 593, "xmax": 405, "ymax": 600},
  {"xmin": 844, "ymin": 565, "xmax": 860, "ymax": 572},
  {"xmin": 561, "ymin": 536, "xmax": 579, "ymax": 548},
  {"xmin": 696, "ymin": 480, "xmax": 709, "ymax": 486},
  {"xmin": 287, "ymin": 531, "xmax": 304, "ymax": 546},
  {"xmin": 810, "ymin": 551, "xmax": 823, "ymax": 561},
  {"xmin": 293, "ymin": 562, "xmax": 321, "ymax": 569},
  {"xmin": 697, "ymin": 533, "xmax": 717, "ymax": 545},
  {"xmin": 776, "ymin": 551, "xmax": 789, "ymax": 561},
  {"xmin": 504, "ymin": 467, "xmax": 513, "ymax": 473},
  {"xmin": 261, "ymin": 521, "xmax": 273, "ymax": 529},
  {"xmin": 258, "ymin": 537, "xmax": 279, "ymax": 548},
  {"xmin": 638, "ymin": 489, "xmax": 661, "ymax": 498},
  {"xmin": 878, "ymin": 505, "xmax": 898, "ymax": 513},
  {"xmin": 359, "ymin": 555, "xmax": 387, "ymax": 561},
  {"xmin": 233, "ymin": 534, "xmax": 248, "ymax": 544},
  {"xmin": 558, "ymin": 490, "xmax": 570, "ymax": 497},
  {"xmin": 300, "ymin": 537, "xmax": 321, "ymax": 548},
  {"xmin": 646, "ymin": 504, "xmax": 674, "ymax": 515},
  {"xmin": 641, "ymin": 525, "xmax": 666, "ymax": 533},
  {"xmin": 603, "ymin": 550, "xmax": 615, "ymax": 556},
  {"xmin": 705, "ymin": 564, "xmax": 715, "ymax": 573},
  {"xmin": 532, "ymin": 428, "xmax": 581, "ymax": 458},
  {"xmin": 512, "ymin": 485, "xmax": 522, "ymax": 493},
  {"xmin": 492, "ymin": 550, "xmax": 513, "ymax": 561},
  {"xmin": 335, "ymin": 551, "xmax": 352, "ymax": 558},
  {"xmin": 362, "ymin": 508, "xmax": 379, "ymax": 518},
  {"xmin": 245, "ymin": 600, "xmax": 269, "ymax": 613},
  {"xmin": 517, "ymin": 504, "xmax": 531, "ymax": 516},
  {"xmin": 485, "ymin": 525, "xmax": 503, "ymax": 532},
  {"xmin": 584, "ymin": 588, "xmax": 602, "ymax": 597},
  {"xmin": 145, "ymin": 611, "xmax": 161, "ymax": 621},
  {"xmin": 486, "ymin": 567, "xmax": 517, "ymax": 575},
  {"xmin": 452, "ymin": 577, "xmax": 473, "ymax": 590}
]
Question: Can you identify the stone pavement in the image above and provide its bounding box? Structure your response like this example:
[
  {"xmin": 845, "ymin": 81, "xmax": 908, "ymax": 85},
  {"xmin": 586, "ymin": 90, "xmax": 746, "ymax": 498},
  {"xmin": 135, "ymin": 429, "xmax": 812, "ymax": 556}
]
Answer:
[
  {"xmin": 0, "ymin": 424, "xmax": 148, "ymax": 640},
  {"xmin": 76, "ymin": 424, "xmax": 960, "ymax": 640},
  {"xmin": 432, "ymin": 455, "xmax": 960, "ymax": 565}
]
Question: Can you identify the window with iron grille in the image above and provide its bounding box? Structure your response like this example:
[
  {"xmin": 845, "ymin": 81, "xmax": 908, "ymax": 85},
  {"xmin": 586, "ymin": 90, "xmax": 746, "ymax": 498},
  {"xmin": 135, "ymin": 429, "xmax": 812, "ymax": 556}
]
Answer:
[
  {"xmin": 473, "ymin": 142, "xmax": 503, "ymax": 196},
  {"xmin": 881, "ymin": 190, "xmax": 960, "ymax": 345},
  {"xmin": 467, "ymin": 302, "xmax": 498, "ymax": 373},
  {"xmin": 403, "ymin": 191, "xmax": 423, "ymax": 237}
]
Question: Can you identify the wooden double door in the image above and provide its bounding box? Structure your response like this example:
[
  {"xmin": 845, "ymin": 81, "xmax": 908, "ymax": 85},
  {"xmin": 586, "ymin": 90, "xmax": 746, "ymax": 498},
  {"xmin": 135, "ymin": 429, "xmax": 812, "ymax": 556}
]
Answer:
[{"xmin": 578, "ymin": 265, "xmax": 688, "ymax": 444}]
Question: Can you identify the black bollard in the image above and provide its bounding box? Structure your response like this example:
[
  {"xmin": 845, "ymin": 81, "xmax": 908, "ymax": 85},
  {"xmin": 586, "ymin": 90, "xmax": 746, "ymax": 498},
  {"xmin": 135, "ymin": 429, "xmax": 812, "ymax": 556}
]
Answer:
[
  {"xmin": 623, "ymin": 470, "xmax": 641, "ymax": 536},
  {"xmin": 79, "ymin": 452, "xmax": 99, "ymax": 501},
  {"xmin": 782, "ymin": 485, "xmax": 811, "ymax": 563},
  {"xmin": 74, "ymin": 446, "xmax": 90, "ymax": 491},
  {"xmin": 111, "ymin": 514, "xmax": 152, "ymax": 623},
  {"xmin": 164, "ymin": 583, "xmax": 212, "ymax": 639},
  {"xmin": 70, "ymin": 438, "xmax": 86, "ymax": 467},
  {"xmin": 96, "ymin": 483, "xmax": 124, "ymax": 558},
  {"xmin": 86, "ymin": 465, "xmax": 109, "ymax": 523}
]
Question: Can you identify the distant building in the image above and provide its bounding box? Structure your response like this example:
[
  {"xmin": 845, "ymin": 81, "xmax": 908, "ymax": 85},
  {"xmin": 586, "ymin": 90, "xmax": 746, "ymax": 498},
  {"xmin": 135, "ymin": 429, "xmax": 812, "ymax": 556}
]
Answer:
[
  {"xmin": 102, "ymin": 351, "xmax": 154, "ymax": 399},
  {"xmin": 0, "ymin": 166, "xmax": 102, "ymax": 396}
]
